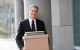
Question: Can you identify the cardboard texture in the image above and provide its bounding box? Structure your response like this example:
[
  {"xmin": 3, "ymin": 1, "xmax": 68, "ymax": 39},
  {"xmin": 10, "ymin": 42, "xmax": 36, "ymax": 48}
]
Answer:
[{"xmin": 24, "ymin": 34, "xmax": 49, "ymax": 50}]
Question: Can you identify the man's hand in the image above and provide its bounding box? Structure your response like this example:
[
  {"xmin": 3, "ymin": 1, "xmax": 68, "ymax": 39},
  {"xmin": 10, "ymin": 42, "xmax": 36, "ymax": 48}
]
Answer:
[
  {"xmin": 23, "ymin": 33, "xmax": 27, "ymax": 40},
  {"xmin": 22, "ymin": 34, "xmax": 27, "ymax": 50},
  {"xmin": 22, "ymin": 47, "xmax": 26, "ymax": 50}
]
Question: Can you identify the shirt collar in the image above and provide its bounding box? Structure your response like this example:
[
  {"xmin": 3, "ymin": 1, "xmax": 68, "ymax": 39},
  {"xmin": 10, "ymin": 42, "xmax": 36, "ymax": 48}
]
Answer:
[{"xmin": 29, "ymin": 17, "xmax": 36, "ymax": 23}]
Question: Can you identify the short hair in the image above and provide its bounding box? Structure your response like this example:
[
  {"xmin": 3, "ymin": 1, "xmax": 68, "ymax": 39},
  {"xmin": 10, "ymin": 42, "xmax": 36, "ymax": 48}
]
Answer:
[{"xmin": 29, "ymin": 4, "xmax": 39, "ymax": 12}]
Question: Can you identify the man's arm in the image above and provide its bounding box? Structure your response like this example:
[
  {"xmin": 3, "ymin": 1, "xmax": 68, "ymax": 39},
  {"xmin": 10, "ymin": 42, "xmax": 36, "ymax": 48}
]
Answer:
[{"xmin": 16, "ymin": 22, "xmax": 24, "ymax": 50}]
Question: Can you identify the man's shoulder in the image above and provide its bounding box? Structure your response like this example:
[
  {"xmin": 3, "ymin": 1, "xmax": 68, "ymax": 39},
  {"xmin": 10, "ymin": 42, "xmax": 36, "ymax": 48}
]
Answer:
[
  {"xmin": 20, "ymin": 19, "xmax": 29, "ymax": 24},
  {"xmin": 36, "ymin": 19, "xmax": 44, "ymax": 23},
  {"xmin": 20, "ymin": 18, "xmax": 44, "ymax": 24}
]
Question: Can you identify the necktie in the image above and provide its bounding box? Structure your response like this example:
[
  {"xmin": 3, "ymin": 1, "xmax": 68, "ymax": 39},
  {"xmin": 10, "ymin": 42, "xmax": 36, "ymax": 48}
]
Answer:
[{"xmin": 32, "ymin": 20, "xmax": 35, "ymax": 31}]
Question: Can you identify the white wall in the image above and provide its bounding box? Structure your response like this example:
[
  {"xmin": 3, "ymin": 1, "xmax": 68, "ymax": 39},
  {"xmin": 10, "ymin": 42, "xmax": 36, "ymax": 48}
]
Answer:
[{"xmin": 51, "ymin": 0, "xmax": 74, "ymax": 50}]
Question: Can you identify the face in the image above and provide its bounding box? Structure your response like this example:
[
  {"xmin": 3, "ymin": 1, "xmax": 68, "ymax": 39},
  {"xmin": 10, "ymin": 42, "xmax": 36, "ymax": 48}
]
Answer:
[{"xmin": 29, "ymin": 7, "xmax": 38, "ymax": 19}]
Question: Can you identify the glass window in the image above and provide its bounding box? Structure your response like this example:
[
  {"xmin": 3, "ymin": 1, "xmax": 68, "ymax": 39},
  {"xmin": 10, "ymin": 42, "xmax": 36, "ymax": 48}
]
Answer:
[
  {"xmin": 73, "ymin": 0, "xmax": 80, "ymax": 50},
  {"xmin": 0, "ymin": 0, "xmax": 15, "ymax": 38}
]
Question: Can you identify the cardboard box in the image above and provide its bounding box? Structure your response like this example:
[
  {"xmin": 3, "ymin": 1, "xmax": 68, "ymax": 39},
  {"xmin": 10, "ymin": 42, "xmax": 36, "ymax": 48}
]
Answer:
[{"xmin": 24, "ymin": 34, "xmax": 49, "ymax": 50}]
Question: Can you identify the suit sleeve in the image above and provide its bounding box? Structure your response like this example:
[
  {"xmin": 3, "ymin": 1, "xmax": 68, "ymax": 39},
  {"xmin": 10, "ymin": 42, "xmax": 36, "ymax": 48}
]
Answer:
[{"xmin": 16, "ymin": 22, "xmax": 24, "ymax": 50}]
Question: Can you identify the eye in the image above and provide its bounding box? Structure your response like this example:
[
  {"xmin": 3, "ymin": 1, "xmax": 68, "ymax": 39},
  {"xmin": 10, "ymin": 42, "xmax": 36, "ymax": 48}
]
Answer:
[
  {"xmin": 32, "ymin": 10, "xmax": 34, "ymax": 11},
  {"xmin": 34, "ymin": 11, "xmax": 37, "ymax": 12}
]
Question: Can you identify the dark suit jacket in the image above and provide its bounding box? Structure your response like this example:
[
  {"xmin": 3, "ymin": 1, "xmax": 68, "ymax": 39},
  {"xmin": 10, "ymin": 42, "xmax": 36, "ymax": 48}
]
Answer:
[{"xmin": 16, "ymin": 19, "xmax": 47, "ymax": 50}]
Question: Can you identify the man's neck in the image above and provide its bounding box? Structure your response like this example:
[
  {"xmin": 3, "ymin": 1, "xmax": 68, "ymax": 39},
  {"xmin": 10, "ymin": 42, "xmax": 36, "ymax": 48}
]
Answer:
[{"xmin": 29, "ymin": 17, "xmax": 36, "ymax": 20}]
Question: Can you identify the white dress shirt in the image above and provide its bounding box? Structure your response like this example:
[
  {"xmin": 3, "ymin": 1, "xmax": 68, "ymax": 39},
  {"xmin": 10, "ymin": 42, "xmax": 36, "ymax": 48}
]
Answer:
[{"xmin": 28, "ymin": 17, "xmax": 37, "ymax": 31}]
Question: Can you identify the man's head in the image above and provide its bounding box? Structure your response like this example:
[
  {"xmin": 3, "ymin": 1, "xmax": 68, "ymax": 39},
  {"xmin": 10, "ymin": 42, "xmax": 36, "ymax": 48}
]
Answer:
[{"xmin": 29, "ymin": 4, "xmax": 39, "ymax": 19}]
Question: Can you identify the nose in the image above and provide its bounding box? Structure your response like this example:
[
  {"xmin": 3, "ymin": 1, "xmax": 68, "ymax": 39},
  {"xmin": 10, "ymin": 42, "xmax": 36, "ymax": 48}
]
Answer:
[{"xmin": 33, "ymin": 11, "xmax": 37, "ymax": 14}]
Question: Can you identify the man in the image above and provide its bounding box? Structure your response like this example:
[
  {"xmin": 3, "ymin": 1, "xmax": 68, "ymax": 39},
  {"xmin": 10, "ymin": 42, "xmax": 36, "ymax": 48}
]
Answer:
[{"xmin": 16, "ymin": 4, "xmax": 47, "ymax": 50}]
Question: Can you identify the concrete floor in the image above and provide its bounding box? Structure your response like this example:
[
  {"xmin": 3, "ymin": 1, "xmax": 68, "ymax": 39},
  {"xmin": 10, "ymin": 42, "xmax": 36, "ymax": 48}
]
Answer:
[
  {"xmin": 0, "ymin": 38, "xmax": 80, "ymax": 50},
  {"xmin": 74, "ymin": 46, "xmax": 80, "ymax": 50},
  {"xmin": 0, "ymin": 38, "xmax": 19, "ymax": 50}
]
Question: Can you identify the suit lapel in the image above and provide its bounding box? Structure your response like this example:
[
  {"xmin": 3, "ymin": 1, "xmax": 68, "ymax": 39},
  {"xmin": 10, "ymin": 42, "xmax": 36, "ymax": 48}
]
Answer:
[
  {"xmin": 36, "ymin": 19, "xmax": 39, "ymax": 31},
  {"xmin": 25, "ymin": 19, "xmax": 32, "ymax": 31}
]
